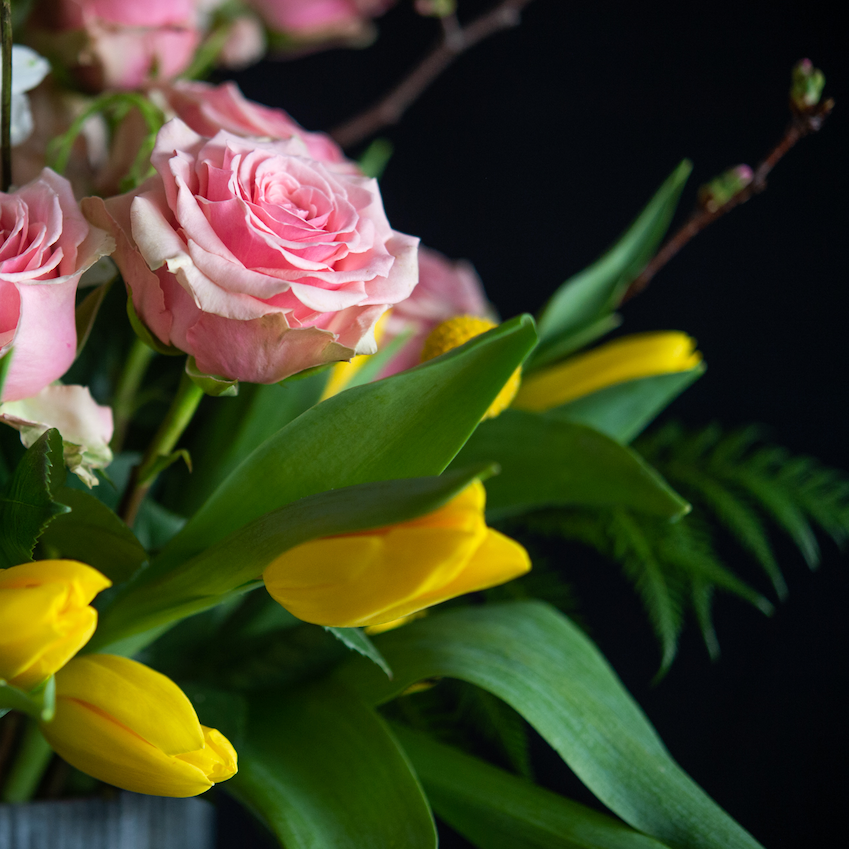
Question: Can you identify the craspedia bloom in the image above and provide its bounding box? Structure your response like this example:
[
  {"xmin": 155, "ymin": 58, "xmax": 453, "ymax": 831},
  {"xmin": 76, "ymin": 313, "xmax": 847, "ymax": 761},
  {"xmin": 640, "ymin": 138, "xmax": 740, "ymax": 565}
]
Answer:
[
  {"xmin": 0, "ymin": 560, "xmax": 111, "ymax": 691},
  {"xmin": 262, "ymin": 480, "xmax": 531, "ymax": 628},
  {"xmin": 513, "ymin": 331, "xmax": 702, "ymax": 412},
  {"xmin": 421, "ymin": 316, "xmax": 521, "ymax": 419},
  {"xmin": 40, "ymin": 655, "xmax": 237, "ymax": 797}
]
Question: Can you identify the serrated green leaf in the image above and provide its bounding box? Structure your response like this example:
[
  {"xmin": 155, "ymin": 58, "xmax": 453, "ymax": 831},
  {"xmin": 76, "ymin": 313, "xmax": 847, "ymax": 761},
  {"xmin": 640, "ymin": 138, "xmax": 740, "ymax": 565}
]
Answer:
[
  {"xmin": 394, "ymin": 725, "xmax": 673, "ymax": 849},
  {"xmin": 336, "ymin": 602, "xmax": 764, "ymax": 849},
  {"xmin": 228, "ymin": 679, "xmax": 437, "ymax": 849},
  {"xmin": 156, "ymin": 315, "xmax": 537, "ymax": 571},
  {"xmin": 326, "ymin": 627, "xmax": 392, "ymax": 678},
  {"xmin": 452, "ymin": 411, "xmax": 689, "ymax": 521},
  {"xmin": 92, "ymin": 466, "xmax": 493, "ymax": 651},
  {"xmin": 0, "ymin": 430, "xmax": 70, "ymax": 568},
  {"xmin": 38, "ymin": 487, "xmax": 147, "ymax": 583},
  {"xmin": 546, "ymin": 366, "xmax": 704, "ymax": 444},
  {"xmin": 533, "ymin": 161, "xmax": 691, "ymax": 362}
]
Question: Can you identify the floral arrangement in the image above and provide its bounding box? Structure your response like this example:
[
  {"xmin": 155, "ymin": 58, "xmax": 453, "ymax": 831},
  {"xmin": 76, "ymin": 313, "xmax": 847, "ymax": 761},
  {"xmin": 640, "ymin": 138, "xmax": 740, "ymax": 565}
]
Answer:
[{"xmin": 0, "ymin": 1, "xmax": 841, "ymax": 847}]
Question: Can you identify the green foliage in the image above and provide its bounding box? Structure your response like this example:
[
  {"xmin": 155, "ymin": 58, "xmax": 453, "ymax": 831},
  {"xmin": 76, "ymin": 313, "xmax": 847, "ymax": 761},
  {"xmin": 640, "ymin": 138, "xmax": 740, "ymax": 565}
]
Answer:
[
  {"xmin": 337, "ymin": 601, "xmax": 764, "ymax": 849},
  {"xmin": 519, "ymin": 422, "xmax": 849, "ymax": 669}
]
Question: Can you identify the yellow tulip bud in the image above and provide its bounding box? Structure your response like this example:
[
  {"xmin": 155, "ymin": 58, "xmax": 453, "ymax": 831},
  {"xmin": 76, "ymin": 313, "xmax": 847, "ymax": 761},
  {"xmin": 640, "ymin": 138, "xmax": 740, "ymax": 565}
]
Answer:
[
  {"xmin": 513, "ymin": 331, "xmax": 702, "ymax": 412},
  {"xmin": 0, "ymin": 560, "xmax": 111, "ymax": 691},
  {"xmin": 263, "ymin": 481, "xmax": 531, "ymax": 628},
  {"xmin": 40, "ymin": 655, "xmax": 237, "ymax": 797},
  {"xmin": 420, "ymin": 316, "xmax": 522, "ymax": 419}
]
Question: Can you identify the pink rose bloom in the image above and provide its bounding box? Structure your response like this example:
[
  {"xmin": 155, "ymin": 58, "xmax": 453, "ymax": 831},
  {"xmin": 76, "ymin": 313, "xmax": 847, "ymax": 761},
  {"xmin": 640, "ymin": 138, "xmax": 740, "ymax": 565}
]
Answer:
[
  {"xmin": 83, "ymin": 119, "xmax": 418, "ymax": 384},
  {"xmin": 379, "ymin": 246, "xmax": 495, "ymax": 378},
  {"xmin": 247, "ymin": 0, "xmax": 395, "ymax": 36},
  {"xmin": 156, "ymin": 81, "xmax": 350, "ymax": 169},
  {"xmin": 1, "ymin": 169, "xmax": 114, "ymax": 403},
  {"xmin": 27, "ymin": 0, "xmax": 205, "ymax": 91}
]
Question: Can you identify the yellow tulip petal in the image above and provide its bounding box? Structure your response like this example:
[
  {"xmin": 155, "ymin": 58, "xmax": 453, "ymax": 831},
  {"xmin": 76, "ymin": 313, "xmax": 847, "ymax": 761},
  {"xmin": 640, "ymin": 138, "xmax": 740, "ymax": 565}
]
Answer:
[
  {"xmin": 41, "ymin": 697, "xmax": 214, "ymax": 798},
  {"xmin": 55, "ymin": 656, "xmax": 204, "ymax": 755},
  {"xmin": 176, "ymin": 726, "xmax": 238, "ymax": 783},
  {"xmin": 513, "ymin": 331, "xmax": 702, "ymax": 412}
]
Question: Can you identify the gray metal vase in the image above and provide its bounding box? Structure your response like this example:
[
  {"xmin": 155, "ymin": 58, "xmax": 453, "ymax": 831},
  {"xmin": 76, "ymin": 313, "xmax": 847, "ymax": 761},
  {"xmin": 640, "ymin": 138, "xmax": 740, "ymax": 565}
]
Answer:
[{"xmin": 0, "ymin": 793, "xmax": 214, "ymax": 849}]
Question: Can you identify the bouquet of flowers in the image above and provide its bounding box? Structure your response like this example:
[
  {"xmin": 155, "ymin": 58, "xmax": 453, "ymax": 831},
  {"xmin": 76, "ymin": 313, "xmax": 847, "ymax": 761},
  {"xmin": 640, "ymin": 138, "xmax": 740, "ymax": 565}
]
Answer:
[{"xmin": 0, "ymin": 1, "xmax": 841, "ymax": 847}]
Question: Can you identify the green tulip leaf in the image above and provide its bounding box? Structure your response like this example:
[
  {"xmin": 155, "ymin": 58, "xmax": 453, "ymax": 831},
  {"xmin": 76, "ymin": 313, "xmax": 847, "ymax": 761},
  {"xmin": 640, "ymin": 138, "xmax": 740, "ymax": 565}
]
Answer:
[
  {"xmin": 228, "ymin": 679, "xmax": 436, "ymax": 849},
  {"xmin": 326, "ymin": 627, "xmax": 392, "ymax": 678},
  {"xmin": 92, "ymin": 466, "xmax": 494, "ymax": 651},
  {"xmin": 0, "ymin": 676, "xmax": 55, "ymax": 722},
  {"xmin": 156, "ymin": 314, "xmax": 537, "ymax": 571},
  {"xmin": 545, "ymin": 365, "xmax": 706, "ymax": 444},
  {"xmin": 336, "ymin": 602, "xmax": 764, "ymax": 849},
  {"xmin": 0, "ymin": 430, "xmax": 70, "ymax": 569},
  {"xmin": 452, "ymin": 411, "xmax": 689, "ymax": 521},
  {"xmin": 394, "ymin": 725, "xmax": 673, "ymax": 849},
  {"xmin": 532, "ymin": 161, "xmax": 691, "ymax": 368},
  {"xmin": 38, "ymin": 487, "xmax": 148, "ymax": 583}
]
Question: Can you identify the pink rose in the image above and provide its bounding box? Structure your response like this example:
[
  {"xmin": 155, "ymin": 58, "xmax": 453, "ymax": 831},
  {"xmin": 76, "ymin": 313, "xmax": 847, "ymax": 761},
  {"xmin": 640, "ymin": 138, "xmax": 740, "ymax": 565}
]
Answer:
[
  {"xmin": 379, "ymin": 246, "xmax": 495, "ymax": 377},
  {"xmin": 83, "ymin": 119, "xmax": 418, "ymax": 384},
  {"xmin": 156, "ymin": 81, "xmax": 350, "ymax": 169},
  {"xmin": 27, "ymin": 0, "xmax": 205, "ymax": 91},
  {"xmin": 1, "ymin": 169, "xmax": 114, "ymax": 403},
  {"xmin": 247, "ymin": 0, "xmax": 395, "ymax": 37}
]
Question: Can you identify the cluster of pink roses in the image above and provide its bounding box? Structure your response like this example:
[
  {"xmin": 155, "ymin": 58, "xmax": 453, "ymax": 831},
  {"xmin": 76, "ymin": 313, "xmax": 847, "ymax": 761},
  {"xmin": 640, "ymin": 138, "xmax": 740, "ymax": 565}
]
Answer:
[{"xmin": 2, "ymin": 77, "xmax": 490, "ymax": 481}]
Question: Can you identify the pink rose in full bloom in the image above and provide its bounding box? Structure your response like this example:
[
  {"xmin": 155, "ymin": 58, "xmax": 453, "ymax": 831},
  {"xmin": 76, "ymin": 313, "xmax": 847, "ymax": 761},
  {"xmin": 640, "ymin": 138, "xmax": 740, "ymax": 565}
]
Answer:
[
  {"xmin": 156, "ymin": 81, "xmax": 351, "ymax": 169},
  {"xmin": 1, "ymin": 169, "xmax": 114, "ymax": 403},
  {"xmin": 83, "ymin": 119, "xmax": 418, "ymax": 384},
  {"xmin": 26, "ymin": 0, "xmax": 206, "ymax": 91},
  {"xmin": 379, "ymin": 246, "xmax": 495, "ymax": 378},
  {"xmin": 247, "ymin": 0, "xmax": 395, "ymax": 38}
]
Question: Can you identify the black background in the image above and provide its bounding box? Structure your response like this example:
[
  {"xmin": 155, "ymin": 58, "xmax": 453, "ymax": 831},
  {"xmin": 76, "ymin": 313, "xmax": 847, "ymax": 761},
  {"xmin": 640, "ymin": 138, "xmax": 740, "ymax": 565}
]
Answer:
[{"xmin": 219, "ymin": 1, "xmax": 848, "ymax": 846}]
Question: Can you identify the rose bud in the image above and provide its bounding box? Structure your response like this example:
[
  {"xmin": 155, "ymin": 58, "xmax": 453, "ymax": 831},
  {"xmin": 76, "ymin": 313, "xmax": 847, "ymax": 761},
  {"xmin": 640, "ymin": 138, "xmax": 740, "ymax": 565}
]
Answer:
[
  {"xmin": 26, "ymin": 0, "xmax": 205, "ymax": 91},
  {"xmin": 512, "ymin": 332, "xmax": 703, "ymax": 413},
  {"xmin": 40, "ymin": 655, "xmax": 237, "ymax": 797},
  {"xmin": 0, "ymin": 561, "xmax": 111, "ymax": 691},
  {"xmin": 1, "ymin": 168, "xmax": 115, "ymax": 403},
  {"xmin": 262, "ymin": 480, "xmax": 531, "ymax": 628},
  {"xmin": 83, "ymin": 119, "xmax": 418, "ymax": 384}
]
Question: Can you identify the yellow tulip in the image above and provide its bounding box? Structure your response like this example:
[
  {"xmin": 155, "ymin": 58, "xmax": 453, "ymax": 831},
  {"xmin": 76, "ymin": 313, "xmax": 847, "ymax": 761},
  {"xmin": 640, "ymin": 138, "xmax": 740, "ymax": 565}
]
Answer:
[
  {"xmin": 0, "ymin": 560, "xmax": 111, "ymax": 691},
  {"xmin": 40, "ymin": 654, "xmax": 237, "ymax": 797},
  {"xmin": 263, "ymin": 480, "xmax": 531, "ymax": 628},
  {"xmin": 420, "ymin": 316, "xmax": 521, "ymax": 419},
  {"xmin": 513, "ymin": 331, "xmax": 702, "ymax": 412}
]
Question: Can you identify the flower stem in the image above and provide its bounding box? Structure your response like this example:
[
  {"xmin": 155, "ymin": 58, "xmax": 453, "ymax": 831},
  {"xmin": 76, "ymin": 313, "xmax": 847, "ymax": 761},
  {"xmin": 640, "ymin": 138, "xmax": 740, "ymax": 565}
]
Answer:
[
  {"xmin": 111, "ymin": 338, "xmax": 157, "ymax": 454},
  {"xmin": 0, "ymin": 720, "xmax": 53, "ymax": 803},
  {"xmin": 1, "ymin": 0, "xmax": 12, "ymax": 193},
  {"xmin": 119, "ymin": 367, "xmax": 204, "ymax": 527}
]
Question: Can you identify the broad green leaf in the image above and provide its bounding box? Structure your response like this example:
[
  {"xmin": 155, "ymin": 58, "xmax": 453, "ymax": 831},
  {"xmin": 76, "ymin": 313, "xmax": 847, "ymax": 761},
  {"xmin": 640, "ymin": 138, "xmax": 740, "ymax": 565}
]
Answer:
[
  {"xmin": 177, "ymin": 372, "xmax": 327, "ymax": 515},
  {"xmin": 452, "ymin": 411, "xmax": 689, "ymax": 521},
  {"xmin": 0, "ymin": 677, "xmax": 55, "ymax": 722},
  {"xmin": 228, "ymin": 679, "xmax": 436, "ymax": 849},
  {"xmin": 326, "ymin": 627, "xmax": 392, "ymax": 677},
  {"xmin": 530, "ymin": 313, "xmax": 623, "ymax": 370},
  {"xmin": 546, "ymin": 367, "xmax": 705, "ymax": 444},
  {"xmin": 92, "ymin": 466, "xmax": 492, "ymax": 651},
  {"xmin": 38, "ymin": 487, "xmax": 147, "ymax": 583},
  {"xmin": 394, "ymin": 725, "xmax": 673, "ymax": 849},
  {"xmin": 0, "ymin": 430, "xmax": 70, "ymax": 568},
  {"xmin": 157, "ymin": 315, "xmax": 537, "ymax": 570},
  {"xmin": 533, "ymin": 162, "xmax": 691, "ymax": 364},
  {"xmin": 336, "ymin": 602, "xmax": 764, "ymax": 849}
]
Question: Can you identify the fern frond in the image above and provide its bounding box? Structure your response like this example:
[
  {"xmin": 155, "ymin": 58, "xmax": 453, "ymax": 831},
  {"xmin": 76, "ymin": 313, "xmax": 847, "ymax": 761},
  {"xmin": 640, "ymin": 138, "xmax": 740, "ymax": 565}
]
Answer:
[{"xmin": 690, "ymin": 579, "xmax": 720, "ymax": 661}]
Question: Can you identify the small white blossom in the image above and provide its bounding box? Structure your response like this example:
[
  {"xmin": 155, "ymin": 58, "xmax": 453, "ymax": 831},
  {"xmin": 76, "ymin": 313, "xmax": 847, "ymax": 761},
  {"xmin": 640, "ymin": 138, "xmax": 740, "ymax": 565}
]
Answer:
[{"xmin": 0, "ymin": 45, "xmax": 51, "ymax": 146}]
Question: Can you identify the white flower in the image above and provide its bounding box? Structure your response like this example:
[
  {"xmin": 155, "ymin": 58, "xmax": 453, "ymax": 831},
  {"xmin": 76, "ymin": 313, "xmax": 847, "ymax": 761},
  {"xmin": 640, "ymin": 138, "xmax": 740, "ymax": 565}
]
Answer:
[{"xmin": 0, "ymin": 45, "xmax": 51, "ymax": 146}]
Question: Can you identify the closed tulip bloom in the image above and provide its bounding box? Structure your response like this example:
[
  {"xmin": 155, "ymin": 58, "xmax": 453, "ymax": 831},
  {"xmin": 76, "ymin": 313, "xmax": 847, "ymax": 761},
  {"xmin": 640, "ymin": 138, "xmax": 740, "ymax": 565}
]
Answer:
[
  {"xmin": 513, "ymin": 331, "xmax": 702, "ymax": 412},
  {"xmin": 0, "ymin": 560, "xmax": 111, "ymax": 690},
  {"xmin": 263, "ymin": 481, "xmax": 531, "ymax": 627},
  {"xmin": 41, "ymin": 655, "xmax": 237, "ymax": 797}
]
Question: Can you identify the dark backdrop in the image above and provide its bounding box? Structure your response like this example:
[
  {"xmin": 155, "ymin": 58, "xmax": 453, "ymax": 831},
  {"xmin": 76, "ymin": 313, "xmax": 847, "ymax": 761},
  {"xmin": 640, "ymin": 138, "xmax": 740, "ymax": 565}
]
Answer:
[{"xmin": 218, "ymin": 1, "xmax": 848, "ymax": 846}]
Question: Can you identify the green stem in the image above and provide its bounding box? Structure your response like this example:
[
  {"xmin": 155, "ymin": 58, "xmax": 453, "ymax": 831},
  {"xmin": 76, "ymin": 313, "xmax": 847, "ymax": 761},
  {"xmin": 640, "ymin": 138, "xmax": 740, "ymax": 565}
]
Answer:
[
  {"xmin": 119, "ymin": 367, "xmax": 204, "ymax": 527},
  {"xmin": 111, "ymin": 338, "xmax": 157, "ymax": 454},
  {"xmin": 1, "ymin": 0, "xmax": 12, "ymax": 193},
  {"xmin": 1, "ymin": 720, "xmax": 53, "ymax": 803}
]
